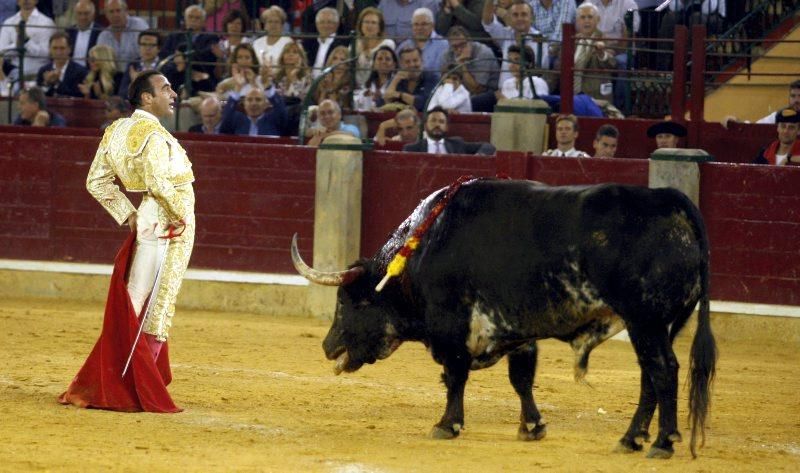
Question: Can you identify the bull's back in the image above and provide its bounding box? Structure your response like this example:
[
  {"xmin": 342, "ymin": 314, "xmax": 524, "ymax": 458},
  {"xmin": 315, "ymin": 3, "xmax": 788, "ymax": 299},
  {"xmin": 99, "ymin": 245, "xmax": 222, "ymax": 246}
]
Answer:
[{"xmin": 412, "ymin": 181, "xmax": 705, "ymax": 336}]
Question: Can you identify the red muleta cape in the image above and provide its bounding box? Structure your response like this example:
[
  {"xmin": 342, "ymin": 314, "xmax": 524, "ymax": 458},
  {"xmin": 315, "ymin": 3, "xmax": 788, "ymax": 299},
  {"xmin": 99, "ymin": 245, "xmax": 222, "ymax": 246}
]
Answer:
[{"xmin": 58, "ymin": 233, "xmax": 181, "ymax": 413}]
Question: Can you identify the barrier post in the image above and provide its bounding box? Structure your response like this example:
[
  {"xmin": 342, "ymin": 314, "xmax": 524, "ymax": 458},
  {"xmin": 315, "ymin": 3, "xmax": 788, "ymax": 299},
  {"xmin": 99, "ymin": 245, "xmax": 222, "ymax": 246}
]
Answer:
[
  {"xmin": 649, "ymin": 149, "xmax": 713, "ymax": 206},
  {"xmin": 689, "ymin": 25, "xmax": 707, "ymax": 148},
  {"xmin": 491, "ymin": 98, "xmax": 550, "ymax": 153},
  {"xmin": 560, "ymin": 23, "xmax": 575, "ymax": 115},
  {"xmin": 308, "ymin": 133, "xmax": 366, "ymax": 318},
  {"xmin": 671, "ymin": 25, "xmax": 688, "ymax": 124}
]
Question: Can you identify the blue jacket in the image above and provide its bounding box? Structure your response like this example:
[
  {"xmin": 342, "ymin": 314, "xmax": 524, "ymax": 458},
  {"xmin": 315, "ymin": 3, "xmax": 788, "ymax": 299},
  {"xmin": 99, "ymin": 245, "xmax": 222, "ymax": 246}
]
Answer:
[
  {"xmin": 219, "ymin": 92, "xmax": 287, "ymax": 137},
  {"xmin": 36, "ymin": 61, "xmax": 89, "ymax": 98}
]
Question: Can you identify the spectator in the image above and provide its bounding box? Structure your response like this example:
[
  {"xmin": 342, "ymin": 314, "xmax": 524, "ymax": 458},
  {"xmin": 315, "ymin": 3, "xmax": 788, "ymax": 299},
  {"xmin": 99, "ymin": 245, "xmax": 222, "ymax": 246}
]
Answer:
[
  {"xmin": 160, "ymin": 5, "xmax": 223, "ymax": 91},
  {"xmin": 656, "ymin": 1, "xmax": 726, "ymax": 70},
  {"xmin": 758, "ymin": 80, "xmax": 800, "ymax": 124},
  {"xmin": 314, "ymin": 45, "xmax": 353, "ymax": 111},
  {"xmin": 204, "ymin": 0, "xmax": 253, "ymax": 33},
  {"xmin": 96, "ymin": 0, "xmax": 148, "ymax": 69},
  {"xmin": 0, "ymin": 0, "xmax": 56, "ymax": 83},
  {"xmin": 273, "ymin": 40, "xmax": 311, "ymax": 135},
  {"xmin": 353, "ymin": 45, "xmax": 397, "ymax": 112},
  {"xmin": 403, "ymin": 106, "xmax": 495, "ymax": 154},
  {"xmin": 0, "ymin": 0, "xmax": 15, "ymax": 26},
  {"xmin": 354, "ymin": 7, "xmax": 395, "ymax": 88},
  {"xmin": 252, "ymin": 6, "xmax": 293, "ymax": 68},
  {"xmin": 215, "ymin": 43, "xmax": 261, "ymax": 99},
  {"xmin": 219, "ymin": 86, "xmax": 287, "ymax": 137},
  {"xmin": 396, "ymin": 8, "xmax": 448, "ymax": 82},
  {"xmin": 66, "ymin": 0, "xmax": 100, "ymax": 67},
  {"xmin": 531, "ymin": 0, "xmax": 577, "ymax": 46},
  {"xmin": 218, "ymin": 8, "xmax": 251, "ymax": 59},
  {"xmin": 306, "ymin": 98, "xmax": 361, "ymax": 146},
  {"xmin": 496, "ymin": 45, "xmax": 548, "ymax": 101},
  {"xmin": 378, "ymin": 0, "xmax": 439, "ymax": 44},
  {"xmin": 753, "ymin": 108, "xmax": 800, "ymax": 166},
  {"xmin": 543, "ymin": 114, "xmax": 591, "ymax": 157},
  {"xmin": 592, "ymin": 123, "xmax": 619, "ymax": 157},
  {"xmin": 374, "ymin": 108, "xmax": 421, "ymax": 145},
  {"xmin": 646, "ymin": 120, "xmax": 686, "ymax": 149},
  {"xmin": 36, "ymin": 30, "xmax": 88, "ymax": 97},
  {"xmin": 79, "ymin": 44, "xmax": 122, "ymax": 100},
  {"xmin": 427, "ymin": 66, "xmax": 471, "ymax": 113},
  {"xmin": 117, "ymin": 30, "xmax": 160, "ymax": 97},
  {"xmin": 482, "ymin": 0, "xmax": 542, "ymax": 87},
  {"xmin": 303, "ymin": 7, "xmax": 348, "ymax": 78},
  {"xmin": 435, "ymin": 0, "xmax": 492, "ymax": 49},
  {"xmin": 100, "ymin": 95, "xmax": 130, "ymax": 130},
  {"xmin": 550, "ymin": 3, "xmax": 616, "ymax": 101},
  {"xmin": 189, "ymin": 95, "xmax": 222, "ymax": 134},
  {"xmin": 14, "ymin": 86, "xmax": 66, "ymax": 126},
  {"xmin": 299, "ymin": 0, "xmax": 376, "ymax": 35},
  {"xmin": 588, "ymin": 0, "xmax": 640, "ymax": 108},
  {"xmin": 383, "ymin": 46, "xmax": 436, "ymax": 111},
  {"xmin": 441, "ymin": 25, "xmax": 499, "ymax": 112},
  {"xmin": 494, "ymin": 0, "xmax": 514, "ymax": 26}
]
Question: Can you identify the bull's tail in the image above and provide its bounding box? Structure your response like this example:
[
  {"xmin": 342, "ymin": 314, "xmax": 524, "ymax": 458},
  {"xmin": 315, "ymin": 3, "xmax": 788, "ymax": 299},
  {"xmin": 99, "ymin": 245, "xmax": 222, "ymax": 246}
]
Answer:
[{"xmin": 685, "ymin": 198, "xmax": 717, "ymax": 459}]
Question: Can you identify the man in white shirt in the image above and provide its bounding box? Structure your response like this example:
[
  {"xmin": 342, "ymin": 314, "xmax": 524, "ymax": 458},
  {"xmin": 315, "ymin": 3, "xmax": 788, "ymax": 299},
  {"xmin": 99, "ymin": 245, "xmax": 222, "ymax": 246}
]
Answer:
[
  {"xmin": 543, "ymin": 114, "xmax": 591, "ymax": 157},
  {"xmin": 482, "ymin": 0, "xmax": 543, "ymax": 87},
  {"xmin": 303, "ymin": 7, "xmax": 347, "ymax": 78},
  {"xmin": 427, "ymin": 67, "xmax": 471, "ymax": 113},
  {"xmin": 96, "ymin": 0, "xmax": 149, "ymax": 68},
  {"xmin": 66, "ymin": 0, "xmax": 100, "ymax": 66},
  {"xmin": 0, "ymin": 0, "xmax": 56, "ymax": 84},
  {"xmin": 403, "ymin": 106, "xmax": 495, "ymax": 155}
]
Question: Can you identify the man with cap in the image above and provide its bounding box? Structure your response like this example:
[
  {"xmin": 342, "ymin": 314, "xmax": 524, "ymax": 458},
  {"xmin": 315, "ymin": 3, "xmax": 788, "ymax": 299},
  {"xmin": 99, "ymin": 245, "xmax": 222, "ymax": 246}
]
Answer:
[
  {"xmin": 753, "ymin": 108, "xmax": 800, "ymax": 166},
  {"xmin": 647, "ymin": 120, "xmax": 687, "ymax": 149}
]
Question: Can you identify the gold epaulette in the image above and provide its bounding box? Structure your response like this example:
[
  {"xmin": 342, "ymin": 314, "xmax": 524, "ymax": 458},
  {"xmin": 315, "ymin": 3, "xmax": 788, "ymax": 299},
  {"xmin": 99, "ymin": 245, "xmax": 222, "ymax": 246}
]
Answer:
[{"xmin": 126, "ymin": 118, "xmax": 171, "ymax": 155}]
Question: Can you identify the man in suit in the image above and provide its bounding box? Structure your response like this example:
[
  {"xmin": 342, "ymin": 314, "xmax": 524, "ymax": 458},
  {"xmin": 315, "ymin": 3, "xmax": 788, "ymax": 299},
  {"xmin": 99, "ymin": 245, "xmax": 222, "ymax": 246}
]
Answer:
[
  {"xmin": 403, "ymin": 106, "xmax": 495, "ymax": 155},
  {"xmin": 117, "ymin": 30, "xmax": 160, "ymax": 97},
  {"xmin": 36, "ymin": 30, "xmax": 89, "ymax": 97},
  {"xmin": 66, "ymin": 0, "xmax": 100, "ymax": 67},
  {"xmin": 159, "ymin": 5, "xmax": 222, "ymax": 92},
  {"xmin": 219, "ymin": 87, "xmax": 287, "ymax": 137},
  {"xmin": 303, "ymin": 7, "xmax": 349, "ymax": 78},
  {"xmin": 189, "ymin": 96, "xmax": 222, "ymax": 134}
]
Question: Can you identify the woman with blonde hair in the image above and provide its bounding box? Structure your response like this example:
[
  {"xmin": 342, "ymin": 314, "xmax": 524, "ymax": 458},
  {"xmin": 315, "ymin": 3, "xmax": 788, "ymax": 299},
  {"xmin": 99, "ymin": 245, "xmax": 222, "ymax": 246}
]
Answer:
[
  {"xmin": 314, "ymin": 45, "xmax": 353, "ymax": 111},
  {"xmin": 79, "ymin": 44, "xmax": 122, "ymax": 100},
  {"xmin": 354, "ymin": 7, "xmax": 394, "ymax": 88},
  {"xmin": 273, "ymin": 41, "xmax": 311, "ymax": 136}
]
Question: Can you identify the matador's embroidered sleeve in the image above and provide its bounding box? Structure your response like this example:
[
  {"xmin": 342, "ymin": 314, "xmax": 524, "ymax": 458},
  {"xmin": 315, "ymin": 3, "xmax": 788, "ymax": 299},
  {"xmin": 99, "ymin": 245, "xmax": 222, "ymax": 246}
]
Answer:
[
  {"xmin": 86, "ymin": 137, "xmax": 136, "ymax": 226},
  {"xmin": 141, "ymin": 134, "xmax": 188, "ymax": 223}
]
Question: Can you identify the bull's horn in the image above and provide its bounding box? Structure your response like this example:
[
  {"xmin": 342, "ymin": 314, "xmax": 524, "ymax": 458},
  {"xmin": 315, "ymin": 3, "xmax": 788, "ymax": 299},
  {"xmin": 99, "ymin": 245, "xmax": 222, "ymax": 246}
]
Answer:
[{"xmin": 291, "ymin": 234, "xmax": 364, "ymax": 286}]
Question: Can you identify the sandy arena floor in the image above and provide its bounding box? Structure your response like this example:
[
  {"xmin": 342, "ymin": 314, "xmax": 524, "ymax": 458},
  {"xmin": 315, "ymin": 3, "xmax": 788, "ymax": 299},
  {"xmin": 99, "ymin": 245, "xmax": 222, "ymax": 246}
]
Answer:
[{"xmin": 0, "ymin": 297, "xmax": 798, "ymax": 472}]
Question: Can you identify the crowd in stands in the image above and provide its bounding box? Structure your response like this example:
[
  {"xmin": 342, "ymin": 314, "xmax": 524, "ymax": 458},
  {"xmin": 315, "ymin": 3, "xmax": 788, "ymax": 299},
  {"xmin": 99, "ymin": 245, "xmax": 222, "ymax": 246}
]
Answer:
[{"xmin": 2, "ymin": 0, "xmax": 797, "ymax": 164}]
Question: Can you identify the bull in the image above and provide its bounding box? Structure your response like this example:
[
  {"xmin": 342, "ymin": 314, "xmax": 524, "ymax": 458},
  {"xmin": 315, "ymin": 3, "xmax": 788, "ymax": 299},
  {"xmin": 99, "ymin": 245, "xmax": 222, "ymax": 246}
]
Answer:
[{"xmin": 292, "ymin": 180, "xmax": 716, "ymax": 459}]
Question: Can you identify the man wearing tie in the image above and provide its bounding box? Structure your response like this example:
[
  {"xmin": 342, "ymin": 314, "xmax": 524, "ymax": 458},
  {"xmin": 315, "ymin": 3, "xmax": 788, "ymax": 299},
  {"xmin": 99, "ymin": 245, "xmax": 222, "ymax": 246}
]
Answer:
[
  {"xmin": 403, "ymin": 106, "xmax": 495, "ymax": 155},
  {"xmin": 36, "ymin": 30, "xmax": 88, "ymax": 97}
]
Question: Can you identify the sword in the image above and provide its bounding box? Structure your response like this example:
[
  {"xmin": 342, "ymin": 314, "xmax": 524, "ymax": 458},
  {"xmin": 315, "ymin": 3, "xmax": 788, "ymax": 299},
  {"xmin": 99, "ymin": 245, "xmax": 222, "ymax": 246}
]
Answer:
[{"xmin": 122, "ymin": 236, "xmax": 171, "ymax": 378}]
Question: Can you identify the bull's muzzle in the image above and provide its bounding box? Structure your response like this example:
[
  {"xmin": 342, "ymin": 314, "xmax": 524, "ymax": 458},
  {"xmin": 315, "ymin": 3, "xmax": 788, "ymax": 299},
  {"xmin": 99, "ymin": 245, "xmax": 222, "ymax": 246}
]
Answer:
[{"xmin": 290, "ymin": 234, "xmax": 364, "ymax": 286}]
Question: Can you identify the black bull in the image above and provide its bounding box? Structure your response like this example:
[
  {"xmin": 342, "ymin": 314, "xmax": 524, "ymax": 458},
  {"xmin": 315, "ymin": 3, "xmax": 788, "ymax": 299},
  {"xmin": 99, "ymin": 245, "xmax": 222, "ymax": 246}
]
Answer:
[{"xmin": 292, "ymin": 180, "xmax": 717, "ymax": 459}]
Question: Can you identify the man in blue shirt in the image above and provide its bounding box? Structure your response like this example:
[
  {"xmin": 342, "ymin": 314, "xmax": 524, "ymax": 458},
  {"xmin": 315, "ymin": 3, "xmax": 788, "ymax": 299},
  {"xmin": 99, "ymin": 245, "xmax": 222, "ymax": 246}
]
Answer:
[{"xmin": 307, "ymin": 99, "xmax": 361, "ymax": 146}]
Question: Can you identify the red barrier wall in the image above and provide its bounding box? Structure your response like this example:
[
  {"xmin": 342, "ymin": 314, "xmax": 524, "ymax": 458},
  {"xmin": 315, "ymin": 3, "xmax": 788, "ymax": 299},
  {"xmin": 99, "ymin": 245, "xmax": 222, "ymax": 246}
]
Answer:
[{"xmin": 2, "ymin": 128, "xmax": 798, "ymax": 306}]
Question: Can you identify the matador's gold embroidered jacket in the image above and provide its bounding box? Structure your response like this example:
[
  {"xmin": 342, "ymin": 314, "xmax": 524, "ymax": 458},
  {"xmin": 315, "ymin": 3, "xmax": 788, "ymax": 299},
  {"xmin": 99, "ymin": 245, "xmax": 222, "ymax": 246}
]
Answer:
[
  {"xmin": 86, "ymin": 109, "xmax": 195, "ymax": 226},
  {"xmin": 87, "ymin": 109, "xmax": 196, "ymax": 341}
]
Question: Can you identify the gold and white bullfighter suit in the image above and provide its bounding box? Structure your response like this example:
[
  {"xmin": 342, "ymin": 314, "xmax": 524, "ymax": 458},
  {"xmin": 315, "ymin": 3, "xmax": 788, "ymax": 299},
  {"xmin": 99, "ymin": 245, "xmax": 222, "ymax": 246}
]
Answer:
[{"xmin": 86, "ymin": 109, "xmax": 195, "ymax": 342}]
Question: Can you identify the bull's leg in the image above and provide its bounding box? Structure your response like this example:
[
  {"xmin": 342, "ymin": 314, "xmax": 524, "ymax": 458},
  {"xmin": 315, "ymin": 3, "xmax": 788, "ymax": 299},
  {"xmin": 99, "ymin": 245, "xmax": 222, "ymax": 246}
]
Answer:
[
  {"xmin": 615, "ymin": 370, "xmax": 656, "ymax": 453},
  {"xmin": 508, "ymin": 343, "xmax": 547, "ymax": 441},
  {"xmin": 625, "ymin": 325, "xmax": 681, "ymax": 459},
  {"xmin": 430, "ymin": 355, "xmax": 471, "ymax": 439}
]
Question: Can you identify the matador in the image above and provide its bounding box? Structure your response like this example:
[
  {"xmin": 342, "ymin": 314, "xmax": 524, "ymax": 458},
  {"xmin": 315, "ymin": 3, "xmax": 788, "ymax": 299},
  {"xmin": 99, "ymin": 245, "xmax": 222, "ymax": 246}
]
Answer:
[{"xmin": 59, "ymin": 71, "xmax": 195, "ymax": 412}]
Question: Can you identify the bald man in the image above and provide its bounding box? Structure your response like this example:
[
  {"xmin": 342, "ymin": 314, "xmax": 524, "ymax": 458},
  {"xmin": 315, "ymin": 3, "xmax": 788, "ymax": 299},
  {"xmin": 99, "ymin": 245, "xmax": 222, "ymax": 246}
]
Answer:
[
  {"xmin": 67, "ymin": 0, "xmax": 101, "ymax": 66},
  {"xmin": 189, "ymin": 96, "xmax": 222, "ymax": 134},
  {"xmin": 96, "ymin": 0, "xmax": 150, "ymax": 67}
]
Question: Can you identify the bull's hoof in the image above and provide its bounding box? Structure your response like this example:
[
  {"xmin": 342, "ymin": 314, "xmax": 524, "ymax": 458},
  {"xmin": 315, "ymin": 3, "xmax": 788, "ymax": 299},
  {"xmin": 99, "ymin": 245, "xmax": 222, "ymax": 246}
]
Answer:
[
  {"xmin": 517, "ymin": 422, "xmax": 547, "ymax": 441},
  {"xmin": 646, "ymin": 446, "xmax": 674, "ymax": 459},
  {"xmin": 430, "ymin": 423, "xmax": 461, "ymax": 439},
  {"xmin": 614, "ymin": 433, "xmax": 648, "ymax": 453}
]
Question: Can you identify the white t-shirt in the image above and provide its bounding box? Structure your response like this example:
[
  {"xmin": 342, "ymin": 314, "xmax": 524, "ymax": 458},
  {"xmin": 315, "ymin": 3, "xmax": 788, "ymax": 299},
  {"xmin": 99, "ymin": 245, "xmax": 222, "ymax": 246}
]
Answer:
[
  {"xmin": 427, "ymin": 83, "xmax": 472, "ymax": 113},
  {"xmin": 501, "ymin": 76, "xmax": 550, "ymax": 99},
  {"xmin": 252, "ymin": 35, "xmax": 293, "ymax": 67}
]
